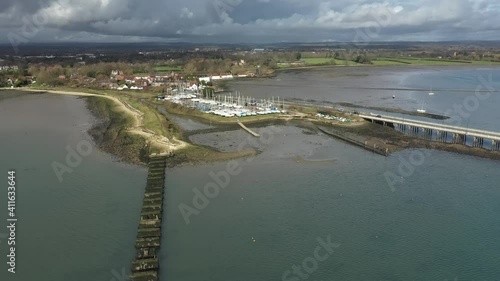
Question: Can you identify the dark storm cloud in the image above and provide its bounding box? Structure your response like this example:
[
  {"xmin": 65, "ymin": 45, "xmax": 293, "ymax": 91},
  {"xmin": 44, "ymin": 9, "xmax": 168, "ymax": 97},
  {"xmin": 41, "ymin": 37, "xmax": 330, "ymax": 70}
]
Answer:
[{"xmin": 1, "ymin": 0, "xmax": 499, "ymax": 43}]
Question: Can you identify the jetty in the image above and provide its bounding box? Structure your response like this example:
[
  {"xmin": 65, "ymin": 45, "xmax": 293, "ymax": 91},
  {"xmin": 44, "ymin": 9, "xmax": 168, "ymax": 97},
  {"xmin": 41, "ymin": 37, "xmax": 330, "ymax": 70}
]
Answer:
[
  {"xmin": 129, "ymin": 155, "xmax": 168, "ymax": 281},
  {"xmin": 237, "ymin": 119, "xmax": 260, "ymax": 137},
  {"xmin": 317, "ymin": 126, "xmax": 389, "ymax": 156}
]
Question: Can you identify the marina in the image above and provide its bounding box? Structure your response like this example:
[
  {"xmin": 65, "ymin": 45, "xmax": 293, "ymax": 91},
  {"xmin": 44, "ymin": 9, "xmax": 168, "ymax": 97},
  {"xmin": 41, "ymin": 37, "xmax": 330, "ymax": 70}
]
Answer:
[{"xmin": 159, "ymin": 91, "xmax": 286, "ymax": 118}]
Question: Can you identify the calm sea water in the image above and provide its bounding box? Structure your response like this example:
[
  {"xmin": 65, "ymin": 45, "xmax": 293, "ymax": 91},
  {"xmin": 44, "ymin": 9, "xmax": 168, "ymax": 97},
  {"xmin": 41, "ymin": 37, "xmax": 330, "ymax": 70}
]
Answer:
[
  {"xmin": 0, "ymin": 93, "xmax": 147, "ymax": 281},
  {"xmin": 1, "ymin": 67, "xmax": 500, "ymax": 281},
  {"xmin": 228, "ymin": 66, "xmax": 500, "ymax": 130},
  {"xmin": 164, "ymin": 126, "xmax": 500, "ymax": 281}
]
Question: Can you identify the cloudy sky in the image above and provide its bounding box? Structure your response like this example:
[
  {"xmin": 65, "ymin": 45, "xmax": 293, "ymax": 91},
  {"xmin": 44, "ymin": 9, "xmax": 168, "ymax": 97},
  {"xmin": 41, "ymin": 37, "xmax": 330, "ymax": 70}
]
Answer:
[{"xmin": 1, "ymin": 0, "xmax": 500, "ymax": 44}]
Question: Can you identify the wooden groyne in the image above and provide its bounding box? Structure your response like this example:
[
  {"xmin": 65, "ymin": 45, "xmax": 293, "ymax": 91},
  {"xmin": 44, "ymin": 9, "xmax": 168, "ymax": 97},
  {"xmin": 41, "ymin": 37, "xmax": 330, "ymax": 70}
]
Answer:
[
  {"xmin": 317, "ymin": 126, "xmax": 388, "ymax": 156},
  {"xmin": 130, "ymin": 155, "xmax": 168, "ymax": 281},
  {"xmin": 237, "ymin": 119, "xmax": 260, "ymax": 137}
]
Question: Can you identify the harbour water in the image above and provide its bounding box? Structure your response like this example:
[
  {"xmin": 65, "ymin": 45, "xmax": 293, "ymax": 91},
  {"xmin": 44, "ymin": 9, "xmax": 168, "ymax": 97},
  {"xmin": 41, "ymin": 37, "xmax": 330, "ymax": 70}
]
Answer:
[
  {"xmin": 228, "ymin": 66, "xmax": 500, "ymax": 130},
  {"xmin": 1, "ymin": 66, "xmax": 500, "ymax": 281},
  {"xmin": 0, "ymin": 93, "xmax": 147, "ymax": 281},
  {"xmin": 164, "ymin": 126, "xmax": 500, "ymax": 281}
]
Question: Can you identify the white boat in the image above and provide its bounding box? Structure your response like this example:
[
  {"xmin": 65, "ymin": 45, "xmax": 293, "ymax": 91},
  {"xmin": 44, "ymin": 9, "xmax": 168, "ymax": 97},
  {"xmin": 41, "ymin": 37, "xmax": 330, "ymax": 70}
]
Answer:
[
  {"xmin": 417, "ymin": 101, "xmax": 426, "ymax": 113},
  {"xmin": 428, "ymin": 87, "xmax": 435, "ymax": 96}
]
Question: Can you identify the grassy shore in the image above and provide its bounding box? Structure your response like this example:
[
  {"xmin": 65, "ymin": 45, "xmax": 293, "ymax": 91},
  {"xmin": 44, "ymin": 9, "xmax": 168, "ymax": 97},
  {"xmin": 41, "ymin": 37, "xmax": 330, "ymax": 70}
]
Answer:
[
  {"xmin": 371, "ymin": 57, "xmax": 500, "ymax": 66},
  {"xmin": 300, "ymin": 57, "xmax": 360, "ymax": 66},
  {"xmin": 8, "ymin": 86, "xmax": 260, "ymax": 166},
  {"xmin": 277, "ymin": 56, "xmax": 500, "ymax": 71},
  {"xmin": 86, "ymin": 96, "xmax": 152, "ymax": 164}
]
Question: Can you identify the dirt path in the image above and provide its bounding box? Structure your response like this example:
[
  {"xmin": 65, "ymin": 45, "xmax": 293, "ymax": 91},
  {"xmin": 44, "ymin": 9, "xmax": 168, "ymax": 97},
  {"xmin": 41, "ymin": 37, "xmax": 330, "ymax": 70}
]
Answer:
[{"xmin": 12, "ymin": 88, "xmax": 188, "ymax": 154}]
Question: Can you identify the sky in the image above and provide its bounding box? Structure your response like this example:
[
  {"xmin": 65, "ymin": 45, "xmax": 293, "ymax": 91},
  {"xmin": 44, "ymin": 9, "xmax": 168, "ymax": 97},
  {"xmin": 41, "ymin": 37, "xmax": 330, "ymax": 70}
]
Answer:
[{"xmin": 1, "ymin": 0, "xmax": 500, "ymax": 44}]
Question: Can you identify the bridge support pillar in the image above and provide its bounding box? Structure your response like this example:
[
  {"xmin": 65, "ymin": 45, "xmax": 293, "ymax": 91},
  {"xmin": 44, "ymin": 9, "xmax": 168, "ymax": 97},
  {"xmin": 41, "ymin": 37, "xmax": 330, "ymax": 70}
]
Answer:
[
  {"xmin": 428, "ymin": 128, "xmax": 433, "ymax": 140},
  {"xmin": 438, "ymin": 131, "xmax": 448, "ymax": 143},
  {"xmin": 472, "ymin": 137, "xmax": 484, "ymax": 148},
  {"xmin": 453, "ymin": 133, "xmax": 465, "ymax": 145}
]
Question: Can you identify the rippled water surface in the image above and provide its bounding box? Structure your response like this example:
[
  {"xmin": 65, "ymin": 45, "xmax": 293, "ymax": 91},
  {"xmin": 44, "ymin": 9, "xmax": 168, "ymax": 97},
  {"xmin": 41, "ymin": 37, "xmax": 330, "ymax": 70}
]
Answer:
[{"xmin": 1, "ymin": 66, "xmax": 500, "ymax": 281}]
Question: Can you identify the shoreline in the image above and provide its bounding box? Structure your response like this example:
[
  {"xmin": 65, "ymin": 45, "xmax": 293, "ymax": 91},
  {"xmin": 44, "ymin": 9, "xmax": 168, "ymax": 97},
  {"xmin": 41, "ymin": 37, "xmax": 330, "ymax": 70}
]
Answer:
[
  {"xmin": 274, "ymin": 62, "xmax": 500, "ymax": 73},
  {"xmin": 2, "ymin": 88, "xmax": 188, "ymax": 164},
  {"xmin": 1, "ymin": 88, "xmax": 257, "ymax": 167},
  {"xmin": 3, "ymin": 87, "xmax": 500, "ymax": 165}
]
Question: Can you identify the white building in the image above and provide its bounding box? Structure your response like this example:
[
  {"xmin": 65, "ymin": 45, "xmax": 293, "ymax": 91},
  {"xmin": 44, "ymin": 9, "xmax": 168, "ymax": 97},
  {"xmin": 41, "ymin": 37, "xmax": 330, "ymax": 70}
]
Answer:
[
  {"xmin": 199, "ymin": 77, "xmax": 211, "ymax": 83},
  {"xmin": 188, "ymin": 84, "xmax": 199, "ymax": 91}
]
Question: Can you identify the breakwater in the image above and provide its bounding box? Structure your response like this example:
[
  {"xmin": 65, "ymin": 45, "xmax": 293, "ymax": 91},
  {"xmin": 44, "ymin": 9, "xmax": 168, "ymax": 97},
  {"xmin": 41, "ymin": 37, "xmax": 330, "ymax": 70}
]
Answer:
[
  {"xmin": 317, "ymin": 126, "xmax": 388, "ymax": 156},
  {"xmin": 130, "ymin": 155, "xmax": 167, "ymax": 281}
]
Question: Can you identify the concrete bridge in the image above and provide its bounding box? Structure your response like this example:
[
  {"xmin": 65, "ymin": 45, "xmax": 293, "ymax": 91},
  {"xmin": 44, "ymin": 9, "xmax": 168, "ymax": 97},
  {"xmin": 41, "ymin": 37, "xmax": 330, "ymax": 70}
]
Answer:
[{"xmin": 359, "ymin": 114, "xmax": 500, "ymax": 151}]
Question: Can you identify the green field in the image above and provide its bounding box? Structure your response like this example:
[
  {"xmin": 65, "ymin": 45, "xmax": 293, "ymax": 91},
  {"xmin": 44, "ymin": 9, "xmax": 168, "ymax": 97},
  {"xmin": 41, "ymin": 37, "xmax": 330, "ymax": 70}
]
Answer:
[
  {"xmin": 372, "ymin": 57, "xmax": 500, "ymax": 66},
  {"xmin": 296, "ymin": 56, "xmax": 500, "ymax": 67},
  {"xmin": 301, "ymin": 57, "xmax": 359, "ymax": 66},
  {"xmin": 154, "ymin": 65, "xmax": 183, "ymax": 72}
]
